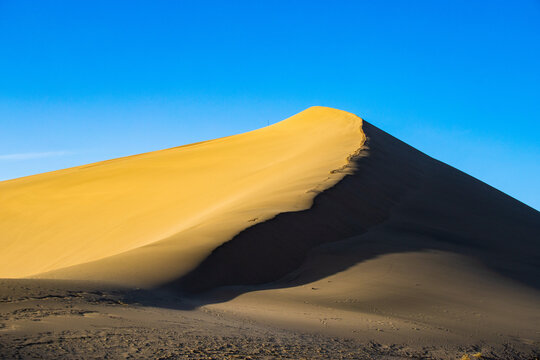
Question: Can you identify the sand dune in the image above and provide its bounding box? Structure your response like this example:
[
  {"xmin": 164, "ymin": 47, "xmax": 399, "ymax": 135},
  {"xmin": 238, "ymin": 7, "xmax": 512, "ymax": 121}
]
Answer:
[
  {"xmin": 175, "ymin": 120, "xmax": 540, "ymax": 294},
  {"xmin": 1, "ymin": 106, "xmax": 539, "ymax": 359},
  {"xmin": 0, "ymin": 106, "xmax": 364, "ymax": 284}
]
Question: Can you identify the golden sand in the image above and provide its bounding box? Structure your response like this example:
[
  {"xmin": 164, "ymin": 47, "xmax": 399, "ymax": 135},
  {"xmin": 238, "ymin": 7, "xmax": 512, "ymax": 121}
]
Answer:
[{"xmin": 0, "ymin": 106, "xmax": 364, "ymax": 285}]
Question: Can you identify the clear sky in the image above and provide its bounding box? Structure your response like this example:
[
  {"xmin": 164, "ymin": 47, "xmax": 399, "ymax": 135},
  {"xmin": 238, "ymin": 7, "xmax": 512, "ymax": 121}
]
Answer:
[{"xmin": 1, "ymin": 1, "xmax": 539, "ymax": 209}]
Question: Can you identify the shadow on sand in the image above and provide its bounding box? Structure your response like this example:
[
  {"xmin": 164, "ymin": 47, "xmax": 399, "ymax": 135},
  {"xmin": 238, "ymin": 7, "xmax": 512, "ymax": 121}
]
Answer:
[{"xmin": 134, "ymin": 121, "xmax": 540, "ymax": 310}]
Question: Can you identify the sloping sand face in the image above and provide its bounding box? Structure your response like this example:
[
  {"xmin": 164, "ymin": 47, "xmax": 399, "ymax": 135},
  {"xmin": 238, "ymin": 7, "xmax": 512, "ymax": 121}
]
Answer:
[
  {"xmin": 0, "ymin": 106, "xmax": 364, "ymax": 285},
  {"xmin": 176, "ymin": 120, "xmax": 540, "ymax": 294}
]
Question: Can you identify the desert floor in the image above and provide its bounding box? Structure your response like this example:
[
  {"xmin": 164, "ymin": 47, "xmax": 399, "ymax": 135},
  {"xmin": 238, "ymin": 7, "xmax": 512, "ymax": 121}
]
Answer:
[{"xmin": 1, "ymin": 257, "xmax": 538, "ymax": 360}]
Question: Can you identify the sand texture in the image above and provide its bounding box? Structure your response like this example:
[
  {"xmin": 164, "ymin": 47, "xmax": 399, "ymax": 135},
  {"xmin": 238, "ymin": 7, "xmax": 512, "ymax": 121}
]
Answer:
[
  {"xmin": 0, "ymin": 106, "xmax": 363, "ymax": 285},
  {"xmin": 0, "ymin": 107, "xmax": 539, "ymax": 359}
]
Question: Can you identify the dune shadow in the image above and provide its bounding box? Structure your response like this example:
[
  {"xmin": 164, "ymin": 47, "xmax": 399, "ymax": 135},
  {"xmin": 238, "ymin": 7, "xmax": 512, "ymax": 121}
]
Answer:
[{"xmin": 150, "ymin": 121, "xmax": 540, "ymax": 310}]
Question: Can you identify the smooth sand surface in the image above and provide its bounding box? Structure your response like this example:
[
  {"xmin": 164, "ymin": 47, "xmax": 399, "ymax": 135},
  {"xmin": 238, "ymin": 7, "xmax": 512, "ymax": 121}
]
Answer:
[
  {"xmin": 1, "ymin": 107, "xmax": 539, "ymax": 359},
  {"xmin": 213, "ymin": 251, "xmax": 540, "ymax": 347},
  {"xmin": 0, "ymin": 106, "xmax": 363, "ymax": 285}
]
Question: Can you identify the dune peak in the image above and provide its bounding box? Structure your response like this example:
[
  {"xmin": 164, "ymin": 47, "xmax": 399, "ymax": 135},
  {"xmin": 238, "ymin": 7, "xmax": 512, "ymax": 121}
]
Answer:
[{"xmin": 0, "ymin": 107, "xmax": 365, "ymax": 285}]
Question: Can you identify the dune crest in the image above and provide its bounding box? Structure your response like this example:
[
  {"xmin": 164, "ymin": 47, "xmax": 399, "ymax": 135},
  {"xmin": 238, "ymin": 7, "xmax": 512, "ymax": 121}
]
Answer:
[{"xmin": 0, "ymin": 106, "xmax": 365, "ymax": 285}]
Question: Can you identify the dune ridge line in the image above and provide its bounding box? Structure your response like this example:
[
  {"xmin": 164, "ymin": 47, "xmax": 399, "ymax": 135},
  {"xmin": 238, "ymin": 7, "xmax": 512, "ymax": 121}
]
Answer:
[{"xmin": 0, "ymin": 106, "xmax": 366, "ymax": 286}]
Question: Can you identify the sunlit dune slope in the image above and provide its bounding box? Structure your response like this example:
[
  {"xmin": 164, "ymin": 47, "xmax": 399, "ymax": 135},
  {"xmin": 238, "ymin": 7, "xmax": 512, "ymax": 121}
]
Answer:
[{"xmin": 0, "ymin": 106, "xmax": 365, "ymax": 284}]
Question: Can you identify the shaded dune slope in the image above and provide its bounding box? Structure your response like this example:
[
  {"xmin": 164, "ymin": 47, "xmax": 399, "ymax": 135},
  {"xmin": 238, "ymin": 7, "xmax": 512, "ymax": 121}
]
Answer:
[{"xmin": 174, "ymin": 121, "xmax": 540, "ymax": 294}]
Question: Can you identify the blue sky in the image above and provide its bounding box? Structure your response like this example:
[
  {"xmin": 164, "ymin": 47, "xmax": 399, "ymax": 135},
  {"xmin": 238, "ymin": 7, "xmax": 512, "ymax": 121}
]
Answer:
[{"xmin": 0, "ymin": 1, "xmax": 539, "ymax": 209}]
